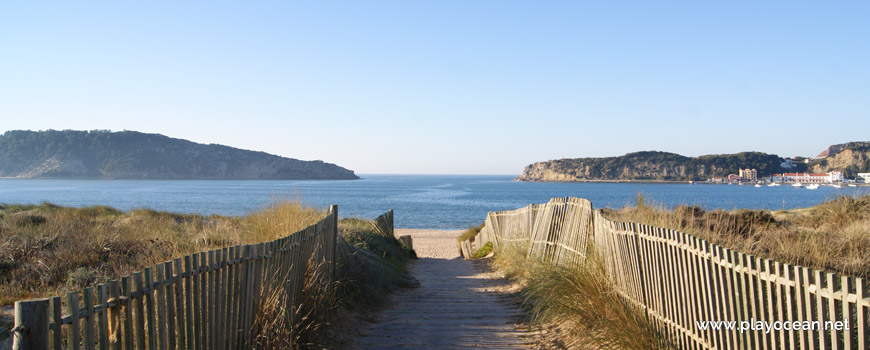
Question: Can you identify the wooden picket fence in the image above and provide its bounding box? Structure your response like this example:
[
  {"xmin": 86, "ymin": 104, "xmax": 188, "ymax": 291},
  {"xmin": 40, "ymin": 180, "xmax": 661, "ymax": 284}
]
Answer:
[
  {"xmin": 11, "ymin": 205, "xmax": 359, "ymax": 350},
  {"xmin": 462, "ymin": 197, "xmax": 870, "ymax": 350}
]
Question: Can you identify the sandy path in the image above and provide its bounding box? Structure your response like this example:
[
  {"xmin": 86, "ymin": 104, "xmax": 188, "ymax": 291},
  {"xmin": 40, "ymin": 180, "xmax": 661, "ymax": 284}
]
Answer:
[{"xmin": 349, "ymin": 229, "xmax": 535, "ymax": 350}]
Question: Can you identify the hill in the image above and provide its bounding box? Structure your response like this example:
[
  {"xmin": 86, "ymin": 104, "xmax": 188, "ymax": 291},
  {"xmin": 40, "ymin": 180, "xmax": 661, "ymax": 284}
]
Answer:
[
  {"xmin": 808, "ymin": 142, "xmax": 870, "ymax": 178},
  {"xmin": 0, "ymin": 130, "xmax": 359, "ymax": 180},
  {"xmin": 517, "ymin": 151, "xmax": 791, "ymax": 182}
]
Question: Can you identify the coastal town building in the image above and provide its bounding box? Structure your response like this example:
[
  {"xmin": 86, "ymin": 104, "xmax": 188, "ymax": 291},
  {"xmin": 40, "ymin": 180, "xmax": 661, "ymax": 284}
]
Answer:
[
  {"xmin": 771, "ymin": 172, "xmax": 844, "ymax": 184},
  {"xmin": 858, "ymin": 173, "xmax": 870, "ymax": 183},
  {"xmin": 727, "ymin": 174, "xmax": 741, "ymax": 183},
  {"xmin": 739, "ymin": 169, "xmax": 757, "ymax": 182}
]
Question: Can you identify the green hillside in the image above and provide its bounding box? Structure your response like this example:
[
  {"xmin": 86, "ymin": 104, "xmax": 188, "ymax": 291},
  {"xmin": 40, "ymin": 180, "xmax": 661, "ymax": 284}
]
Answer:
[{"xmin": 0, "ymin": 130, "xmax": 359, "ymax": 180}]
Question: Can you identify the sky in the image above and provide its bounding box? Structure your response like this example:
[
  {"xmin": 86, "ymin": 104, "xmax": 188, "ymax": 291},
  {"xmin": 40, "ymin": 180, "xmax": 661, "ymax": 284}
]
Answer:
[{"xmin": 1, "ymin": 1, "xmax": 868, "ymax": 175}]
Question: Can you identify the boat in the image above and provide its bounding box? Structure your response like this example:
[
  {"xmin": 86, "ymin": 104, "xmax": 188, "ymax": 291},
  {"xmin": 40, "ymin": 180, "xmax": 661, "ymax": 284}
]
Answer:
[
  {"xmin": 754, "ymin": 183, "xmax": 762, "ymax": 188},
  {"xmin": 849, "ymin": 184, "xmax": 858, "ymax": 187},
  {"xmin": 806, "ymin": 184, "xmax": 820, "ymax": 190},
  {"xmin": 831, "ymin": 184, "xmax": 842, "ymax": 189},
  {"xmin": 792, "ymin": 182, "xmax": 803, "ymax": 188},
  {"xmin": 767, "ymin": 183, "xmax": 780, "ymax": 187}
]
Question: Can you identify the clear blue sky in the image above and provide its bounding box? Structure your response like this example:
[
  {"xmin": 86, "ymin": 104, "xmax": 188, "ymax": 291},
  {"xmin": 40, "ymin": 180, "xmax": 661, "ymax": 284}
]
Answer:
[{"xmin": 1, "ymin": 1, "xmax": 868, "ymax": 174}]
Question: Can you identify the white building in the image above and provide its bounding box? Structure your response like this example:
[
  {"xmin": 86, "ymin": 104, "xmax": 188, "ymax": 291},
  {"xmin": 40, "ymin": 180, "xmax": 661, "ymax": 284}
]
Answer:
[
  {"xmin": 858, "ymin": 173, "xmax": 870, "ymax": 183},
  {"xmin": 772, "ymin": 172, "xmax": 844, "ymax": 184}
]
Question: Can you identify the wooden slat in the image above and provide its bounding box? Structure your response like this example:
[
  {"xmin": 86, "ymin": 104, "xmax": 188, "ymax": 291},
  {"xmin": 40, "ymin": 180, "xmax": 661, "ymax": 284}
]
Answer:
[
  {"xmin": 97, "ymin": 284, "xmax": 110, "ymax": 350},
  {"xmin": 163, "ymin": 262, "xmax": 176, "ymax": 350},
  {"xmin": 83, "ymin": 287, "xmax": 96, "ymax": 350},
  {"xmin": 218, "ymin": 248, "xmax": 228, "ymax": 350},
  {"xmin": 173, "ymin": 258, "xmax": 186, "ymax": 350},
  {"xmin": 228, "ymin": 246, "xmax": 240, "ymax": 349},
  {"xmin": 843, "ymin": 276, "xmax": 853, "ymax": 350},
  {"xmin": 183, "ymin": 256, "xmax": 194, "ymax": 350},
  {"xmin": 736, "ymin": 253, "xmax": 752, "ymax": 350},
  {"xmin": 144, "ymin": 268, "xmax": 157, "ymax": 350},
  {"xmin": 242, "ymin": 245, "xmax": 255, "ymax": 347},
  {"xmin": 784, "ymin": 264, "xmax": 797, "ymax": 349},
  {"xmin": 191, "ymin": 255, "xmax": 201, "ymax": 350},
  {"xmin": 155, "ymin": 266, "xmax": 167, "ymax": 350},
  {"xmin": 816, "ymin": 270, "xmax": 830, "ymax": 350},
  {"xmin": 767, "ymin": 258, "xmax": 778, "ymax": 350},
  {"xmin": 775, "ymin": 262, "xmax": 786, "ymax": 350},
  {"xmin": 199, "ymin": 252, "xmax": 208, "ymax": 350},
  {"xmin": 207, "ymin": 250, "xmax": 216, "ymax": 350},
  {"xmin": 805, "ymin": 268, "xmax": 820, "ymax": 350},
  {"xmin": 107, "ymin": 281, "xmax": 121, "ymax": 350},
  {"xmin": 51, "ymin": 296, "xmax": 62, "ymax": 350},
  {"xmin": 794, "ymin": 266, "xmax": 812, "ymax": 350},
  {"xmin": 121, "ymin": 277, "xmax": 133, "ymax": 349},
  {"xmin": 133, "ymin": 272, "xmax": 147, "ymax": 350},
  {"xmin": 67, "ymin": 292, "xmax": 80, "ymax": 350},
  {"xmin": 829, "ymin": 273, "xmax": 840, "ymax": 350}
]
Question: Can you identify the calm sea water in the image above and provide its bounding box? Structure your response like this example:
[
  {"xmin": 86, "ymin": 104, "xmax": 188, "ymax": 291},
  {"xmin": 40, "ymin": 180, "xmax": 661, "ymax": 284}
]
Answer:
[{"xmin": 0, "ymin": 175, "xmax": 865, "ymax": 229}]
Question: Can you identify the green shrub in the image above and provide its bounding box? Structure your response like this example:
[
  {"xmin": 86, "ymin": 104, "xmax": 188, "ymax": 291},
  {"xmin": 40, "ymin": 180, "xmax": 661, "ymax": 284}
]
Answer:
[{"xmin": 472, "ymin": 242, "xmax": 493, "ymax": 258}]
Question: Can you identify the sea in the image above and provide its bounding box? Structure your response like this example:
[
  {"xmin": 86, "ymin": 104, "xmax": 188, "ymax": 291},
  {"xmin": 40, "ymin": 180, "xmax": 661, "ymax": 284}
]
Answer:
[{"xmin": 0, "ymin": 175, "xmax": 865, "ymax": 229}]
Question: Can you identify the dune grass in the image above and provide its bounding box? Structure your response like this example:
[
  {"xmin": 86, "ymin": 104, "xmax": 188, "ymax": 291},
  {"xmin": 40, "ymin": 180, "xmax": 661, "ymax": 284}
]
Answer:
[
  {"xmin": 483, "ymin": 194, "xmax": 870, "ymax": 349},
  {"xmin": 0, "ymin": 200, "xmax": 324, "ymax": 306},
  {"xmin": 248, "ymin": 217, "xmax": 416, "ymax": 349},
  {"xmin": 493, "ymin": 244, "xmax": 668, "ymax": 350},
  {"xmin": 1, "ymin": 201, "xmax": 415, "ymax": 349},
  {"xmin": 604, "ymin": 193, "xmax": 870, "ymax": 279},
  {"xmin": 456, "ymin": 223, "xmax": 483, "ymax": 242}
]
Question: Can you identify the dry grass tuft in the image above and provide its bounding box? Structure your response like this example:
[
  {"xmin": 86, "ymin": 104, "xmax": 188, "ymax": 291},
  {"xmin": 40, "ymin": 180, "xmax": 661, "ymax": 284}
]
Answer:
[
  {"xmin": 456, "ymin": 224, "xmax": 483, "ymax": 242},
  {"xmin": 493, "ymin": 244, "xmax": 668, "ymax": 349},
  {"xmin": 250, "ymin": 259, "xmax": 334, "ymax": 350}
]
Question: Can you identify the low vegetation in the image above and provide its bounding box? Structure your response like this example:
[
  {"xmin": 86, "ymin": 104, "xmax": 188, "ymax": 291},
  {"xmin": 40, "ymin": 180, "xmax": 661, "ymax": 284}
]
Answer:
[
  {"xmin": 0, "ymin": 201, "xmax": 416, "ymax": 349},
  {"xmin": 480, "ymin": 194, "xmax": 870, "ymax": 349},
  {"xmin": 0, "ymin": 200, "xmax": 323, "ymax": 306},
  {"xmin": 493, "ymin": 244, "xmax": 668, "ymax": 349},
  {"xmin": 471, "ymin": 241, "xmax": 493, "ymax": 258},
  {"xmin": 456, "ymin": 224, "xmax": 483, "ymax": 242},
  {"xmin": 604, "ymin": 193, "xmax": 870, "ymax": 279},
  {"xmin": 249, "ymin": 217, "xmax": 416, "ymax": 349}
]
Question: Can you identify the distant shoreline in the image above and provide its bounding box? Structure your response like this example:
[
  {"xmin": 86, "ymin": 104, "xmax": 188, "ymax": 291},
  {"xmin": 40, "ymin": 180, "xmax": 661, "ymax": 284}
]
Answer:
[
  {"xmin": 0, "ymin": 176, "xmax": 360, "ymax": 181},
  {"xmin": 515, "ymin": 178, "xmax": 870, "ymax": 186},
  {"xmin": 515, "ymin": 178, "xmax": 696, "ymax": 184}
]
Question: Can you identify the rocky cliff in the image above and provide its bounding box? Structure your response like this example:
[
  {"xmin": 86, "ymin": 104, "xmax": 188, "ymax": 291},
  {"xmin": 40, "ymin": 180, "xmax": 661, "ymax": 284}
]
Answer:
[
  {"xmin": 517, "ymin": 151, "xmax": 785, "ymax": 182},
  {"xmin": 0, "ymin": 130, "xmax": 359, "ymax": 180},
  {"xmin": 809, "ymin": 142, "xmax": 870, "ymax": 177}
]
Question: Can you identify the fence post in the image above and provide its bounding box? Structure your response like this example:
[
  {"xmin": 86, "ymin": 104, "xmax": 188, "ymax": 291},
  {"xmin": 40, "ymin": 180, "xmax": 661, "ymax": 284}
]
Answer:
[
  {"xmin": 13, "ymin": 298, "xmax": 50, "ymax": 350},
  {"xmin": 329, "ymin": 205, "xmax": 338, "ymax": 286}
]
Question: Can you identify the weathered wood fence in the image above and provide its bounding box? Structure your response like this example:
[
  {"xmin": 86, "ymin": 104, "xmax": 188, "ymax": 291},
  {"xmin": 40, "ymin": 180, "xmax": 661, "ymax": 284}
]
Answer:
[
  {"xmin": 10, "ymin": 205, "xmax": 378, "ymax": 350},
  {"xmin": 462, "ymin": 197, "xmax": 870, "ymax": 350}
]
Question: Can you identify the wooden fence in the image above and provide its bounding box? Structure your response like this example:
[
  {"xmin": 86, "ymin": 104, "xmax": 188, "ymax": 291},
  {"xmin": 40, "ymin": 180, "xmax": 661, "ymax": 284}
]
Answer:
[
  {"xmin": 462, "ymin": 197, "xmax": 870, "ymax": 350},
  {"xmin": 11, "ymin": 205, "xmax": 357, "ymax": 350}
]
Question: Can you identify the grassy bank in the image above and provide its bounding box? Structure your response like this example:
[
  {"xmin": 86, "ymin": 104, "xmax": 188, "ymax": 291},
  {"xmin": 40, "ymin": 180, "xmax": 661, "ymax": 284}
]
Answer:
[
  {"xmin": 0, "ymin": 201, "xmax": 323, "ymax": 306},
  {"xmin": 604, "ymin": 193, "xmax": 870, "ymax": 279},
  {"xmin": 0, "ymin": 201, "xmax": 416, "ymax": 349}
]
